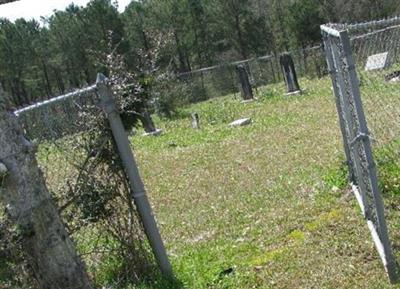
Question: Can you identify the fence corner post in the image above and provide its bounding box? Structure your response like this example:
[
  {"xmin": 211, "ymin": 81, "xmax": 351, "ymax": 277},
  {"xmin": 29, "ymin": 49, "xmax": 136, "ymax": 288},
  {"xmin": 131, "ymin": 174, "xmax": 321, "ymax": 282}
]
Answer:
[{"xmin": 96, "ymin": 73, "xmax": 173, "ymax": 277}]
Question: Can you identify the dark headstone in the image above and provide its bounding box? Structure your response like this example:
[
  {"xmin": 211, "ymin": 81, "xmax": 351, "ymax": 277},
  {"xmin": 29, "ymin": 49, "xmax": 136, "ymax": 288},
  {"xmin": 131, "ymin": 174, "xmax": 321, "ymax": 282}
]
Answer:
[
  {"xmin": 140, "ymin": 109, "xmax": 156, "ymax": 133},
  {"xmin": 236, "ymin": 65, "xmax": 254, "ymax": 100},
  {"xmin": 280, "ymin": 53, "xmax": 301, "ymax": 94}
]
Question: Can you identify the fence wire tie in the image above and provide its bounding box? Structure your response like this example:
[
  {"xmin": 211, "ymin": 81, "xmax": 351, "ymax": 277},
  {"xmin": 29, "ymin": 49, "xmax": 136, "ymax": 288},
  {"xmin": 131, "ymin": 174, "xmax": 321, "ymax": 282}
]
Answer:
[
  {"xmin": 132, "ymin": 190, "xmax": 146, "ymax": 199},
  {"xmin": 344, "ymin": 64, "xmax": 356, "ymax": 71},
  {"xmin": 349, "ymin": 132, "xmax": 370, "ymax": 147},
  {"xmin": 328, "ymin": 69, "xmax": 337, "ymax": 75}
]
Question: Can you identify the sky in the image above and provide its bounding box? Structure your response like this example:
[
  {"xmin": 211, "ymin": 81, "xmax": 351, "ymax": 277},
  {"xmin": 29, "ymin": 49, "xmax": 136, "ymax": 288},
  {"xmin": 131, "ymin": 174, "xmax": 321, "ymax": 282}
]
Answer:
[{"xmin": 0, "ymin": 0, "xmax": 132, "ymax": 22}]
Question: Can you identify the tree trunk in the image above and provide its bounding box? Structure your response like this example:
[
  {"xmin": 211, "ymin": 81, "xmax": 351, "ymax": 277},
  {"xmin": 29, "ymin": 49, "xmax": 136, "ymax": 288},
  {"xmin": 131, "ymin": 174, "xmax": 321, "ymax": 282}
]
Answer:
[
  {"xmin": 234, "ymin": 13, "xmax": 247, "ymax": 60},
  {"xmin": 41, "ymin": 59, "xmax": 53, "ymax": 99},
  {"xmin": 53, "ymin": 68, "xmax": 65, "ymax": 95},
  {"xmin": 0, "ymin": 110, "xmax": 93, "ymax": 289},
  {"xmin": 174, "ymin": 31, "xmax": 190, "ymax": 73}
]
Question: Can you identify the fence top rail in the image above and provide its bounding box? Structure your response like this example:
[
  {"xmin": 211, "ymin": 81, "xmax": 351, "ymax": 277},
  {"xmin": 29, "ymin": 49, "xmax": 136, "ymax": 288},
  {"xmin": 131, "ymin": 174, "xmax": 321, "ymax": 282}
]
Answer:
[
  {"xmin": 350, "ymin": 23, "xmax": 400, "ymax": 41},
  {"xmin": 346, "ymin": 15, "xmax": 400, "ymax": 32},
  {"xmin": 322, "ymin": 15, "xmax": 400, "ymax": 37},
  {"xmin": 177, "ymin": 55, "xmax": 274, "ymax": 77},
  {"xmin": 178, "ymin": 44, "xmax": 323, "ymax": 78},
  {"xmin": 321, "ymin": 24, "xmax": 344, "ymax": 37},
  {"xmin": 14, "ymin": 84, "xmax": 97, "ymax": 116}
]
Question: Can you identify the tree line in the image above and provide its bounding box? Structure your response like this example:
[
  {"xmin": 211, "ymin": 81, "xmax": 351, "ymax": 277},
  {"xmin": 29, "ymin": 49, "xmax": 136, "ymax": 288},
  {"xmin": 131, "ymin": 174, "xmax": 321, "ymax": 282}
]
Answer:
[{"xmin": 0, "ymin": 0, "xmax": 399, "ymax": 108}]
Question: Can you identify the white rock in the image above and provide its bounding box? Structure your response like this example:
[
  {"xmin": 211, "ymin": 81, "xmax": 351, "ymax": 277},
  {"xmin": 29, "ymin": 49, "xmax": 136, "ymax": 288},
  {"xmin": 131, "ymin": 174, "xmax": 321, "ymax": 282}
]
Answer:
[
  {"xmin": 142, "ymin": 129, "xmax": 163, "ymax": 137},
  {"xmin": 241, "ymin": 99, "xmax": 255, "ymax": 104},
  {"xmin": 229, "ymin": 118, "xmax": 252, "ymax": 127},
  {"xmin": 285, "ymin": 90, "xmax": 302, "ymax": 96}
]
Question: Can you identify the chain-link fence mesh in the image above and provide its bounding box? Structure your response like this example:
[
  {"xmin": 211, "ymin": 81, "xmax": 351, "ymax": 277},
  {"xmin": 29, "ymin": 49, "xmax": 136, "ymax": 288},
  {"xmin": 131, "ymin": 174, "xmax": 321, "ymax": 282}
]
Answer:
[
  {"xmin": 1, "ymin": 84, "xmax": 159, "ymax": 288},
  {"xmin": 175, "ymin": 45, "xmax": 327, "ymax": 103},
  {"xmin": 322, "ymin": 19, "xmax": 400, "ymax": 283}
]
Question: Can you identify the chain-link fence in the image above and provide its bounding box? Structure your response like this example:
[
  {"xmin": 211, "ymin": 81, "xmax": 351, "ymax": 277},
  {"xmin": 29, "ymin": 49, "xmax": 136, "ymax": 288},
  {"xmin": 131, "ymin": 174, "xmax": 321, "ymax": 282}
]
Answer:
[
  {"xmin": 322, "ymin": 18, "xmax": 400, "ymax": 283},
  {"xmin": 176, "ymin": 45, "xmax": 327, "ymax": 103},
  {"xmin": 1, "ymin": 75, "xmax": 171, "ymax": 288}
]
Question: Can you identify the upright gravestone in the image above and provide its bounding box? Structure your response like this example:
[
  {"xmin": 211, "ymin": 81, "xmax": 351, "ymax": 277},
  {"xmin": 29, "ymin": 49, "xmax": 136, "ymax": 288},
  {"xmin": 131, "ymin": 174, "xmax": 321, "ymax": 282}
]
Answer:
[
  {"xmin": 140, "ymin": 110, "xmax": 156, "ymax": 133},
  {"xmin": 280, "ymin": 53, "xmax": 301, "ymax": 95},
  {"xmin": 191, "ymin": 112, "xmax": 200, "ymax": 129},
  {"xmin": 140, "ymin": 110, "xmax": 163, "ymax": 136},
  {"xmin": 236, "ymin": 65, "xmax": 254, "ymax": 101},
  {"xmin": 365, "ymin": 52, "xmax": 389, "ymax": 71}
]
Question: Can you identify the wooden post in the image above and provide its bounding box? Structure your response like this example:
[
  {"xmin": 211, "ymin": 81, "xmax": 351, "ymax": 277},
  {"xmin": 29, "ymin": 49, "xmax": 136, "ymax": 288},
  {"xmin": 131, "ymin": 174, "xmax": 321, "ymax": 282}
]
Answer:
[{"xmin": 236, "ymin": 64, "xmax": 254, "ymax": 100}]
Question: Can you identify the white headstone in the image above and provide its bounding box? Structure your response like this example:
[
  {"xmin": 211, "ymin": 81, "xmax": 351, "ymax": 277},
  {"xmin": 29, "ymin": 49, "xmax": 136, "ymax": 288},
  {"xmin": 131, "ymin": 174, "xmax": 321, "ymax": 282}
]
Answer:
[
  {"xmin": 229, "ymin": 118, "xmax": 252, "ymax": 127},
  {"xmin": 365, "ymin": 52, "xmax": 389, "ymax": 71}
]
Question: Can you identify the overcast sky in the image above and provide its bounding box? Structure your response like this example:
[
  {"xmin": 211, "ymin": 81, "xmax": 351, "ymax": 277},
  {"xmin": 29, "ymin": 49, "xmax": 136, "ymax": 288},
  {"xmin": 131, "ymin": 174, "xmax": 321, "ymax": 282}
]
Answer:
[{"xmin": 0, "ymin": 0, "xmax": 132, "ymax": 22}]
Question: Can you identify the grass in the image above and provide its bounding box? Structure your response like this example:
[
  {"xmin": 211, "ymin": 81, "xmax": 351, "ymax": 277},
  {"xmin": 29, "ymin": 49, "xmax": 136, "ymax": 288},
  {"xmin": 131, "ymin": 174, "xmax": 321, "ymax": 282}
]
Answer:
[
  {"xmin": 126, "ymin": 77, "xmax": 400, "ymax": 288},
  {"xmin": 5, "ymin": 74, "xmax": 400, "ymax": 288}
]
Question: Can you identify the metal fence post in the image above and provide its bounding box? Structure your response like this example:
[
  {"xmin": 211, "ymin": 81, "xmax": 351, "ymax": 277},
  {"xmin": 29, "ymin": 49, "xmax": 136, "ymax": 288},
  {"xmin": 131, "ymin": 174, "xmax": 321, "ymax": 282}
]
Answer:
[
  {"xmin": 339, "ymin": 31, "xmax": 398, "ymax": 283},
  {"xmin": 322, "ymin": 32, "xmax": 355, "ymax": 183},
  {"xmin": 96, "ymin": 73, "xmax": 173, "ymax": 277},
  {"xmin": 329, "ymin": 34, "xmax": 371, "ymax": 215}
]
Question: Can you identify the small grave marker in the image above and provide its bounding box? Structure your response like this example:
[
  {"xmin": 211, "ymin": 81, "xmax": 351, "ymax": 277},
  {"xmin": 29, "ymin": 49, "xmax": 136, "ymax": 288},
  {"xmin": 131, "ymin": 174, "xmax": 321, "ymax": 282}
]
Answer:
[
  {"xmin": 191, "ymin": 112, "xmax": 200, "ymax": 129},
  {"xmin": 229, "ymin": 118, "xmax": 252, "ymax": 127}
]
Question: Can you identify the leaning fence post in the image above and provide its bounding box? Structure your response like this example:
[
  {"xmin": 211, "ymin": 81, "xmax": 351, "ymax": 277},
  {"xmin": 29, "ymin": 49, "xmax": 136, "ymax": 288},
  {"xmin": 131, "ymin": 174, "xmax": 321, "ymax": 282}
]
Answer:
[
  {"xmin": 322, "ymin": 33, "xmax": 355, "ymax": 183},
  {"xmin": 339, "ymin": 30, "xmax": 398, "ymax": 283},
  {"xmin": 96, "ymin": 73, "xmax": 173, "ymax": 277},
  {"xmin": 329, "ymin": 32, "xmax": 371, "ymax": 214}
]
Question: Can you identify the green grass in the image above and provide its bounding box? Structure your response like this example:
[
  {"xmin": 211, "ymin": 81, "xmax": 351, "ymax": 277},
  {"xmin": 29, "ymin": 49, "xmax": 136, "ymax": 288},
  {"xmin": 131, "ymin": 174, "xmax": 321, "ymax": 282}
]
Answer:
[
  {"xmin": 8, "ymin": 74, "xmax": 400, "ymax": 288},
  {"xmin": 125, "ymin": 77, "xmax": 400, "ymax": 288}
]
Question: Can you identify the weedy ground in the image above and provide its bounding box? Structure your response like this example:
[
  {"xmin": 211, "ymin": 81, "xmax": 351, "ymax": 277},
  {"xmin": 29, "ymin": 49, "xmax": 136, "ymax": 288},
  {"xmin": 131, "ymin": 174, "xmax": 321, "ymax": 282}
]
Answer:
[{"xmin": 125, "ymin": 76, "xmax": 400, "ymax": 289}]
